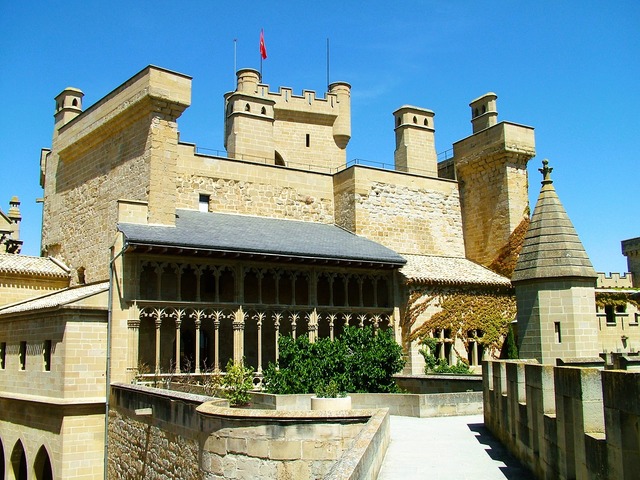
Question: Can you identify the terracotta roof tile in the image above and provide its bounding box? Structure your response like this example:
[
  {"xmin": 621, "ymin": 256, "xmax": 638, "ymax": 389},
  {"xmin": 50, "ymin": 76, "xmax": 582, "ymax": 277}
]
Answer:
[
  {"xmin": 0, "ymin": 253, "xmax": 70, "ymax": 278},
  {"xmin": 401, "ymin": 254, "xmax": 511, "ymax": 287}
]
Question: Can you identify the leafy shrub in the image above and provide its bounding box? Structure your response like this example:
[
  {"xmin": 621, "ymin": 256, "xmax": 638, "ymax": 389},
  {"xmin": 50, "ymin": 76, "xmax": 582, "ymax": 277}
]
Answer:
[
  {"xmin": 419, "ymin": 337, "xmax": 471, "ymax": 374},
  {"xmin": 263, "ymin": 326, "xmax": 405, "ymax": 394},
  {"xmin": 222, "ymin": 359, "xmax": 254, "ymax": 407}
]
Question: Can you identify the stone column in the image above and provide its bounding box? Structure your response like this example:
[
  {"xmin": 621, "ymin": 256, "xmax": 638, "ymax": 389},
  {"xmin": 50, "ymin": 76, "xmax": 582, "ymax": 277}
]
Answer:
[
  {"xmin": 127, "ymin": 318, "xmax": 140, "ymax": 379},
  {"xmin": 154, "ymin": 310, "xmax": 163, "ymax": 373},
  {"xmin": 233, "ymin": 306, "xmax": 245, "ymax": 364},
  {"xmin": 308, "ymin": 309, "xmax": 318, "ymax": 343}
]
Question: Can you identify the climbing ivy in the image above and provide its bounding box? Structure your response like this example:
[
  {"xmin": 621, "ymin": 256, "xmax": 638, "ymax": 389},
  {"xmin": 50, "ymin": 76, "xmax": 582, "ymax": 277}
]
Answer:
[
  {"xmin": 404, "ymin": 287, "xmax": 516, "ymax": 360},
  {"xmin": 488, "ymin": 216, "xmax": 530, "ymax": 278},
  {"xmin": 595, "ymin": 291, "xmax": 640, "ymax": 310}
]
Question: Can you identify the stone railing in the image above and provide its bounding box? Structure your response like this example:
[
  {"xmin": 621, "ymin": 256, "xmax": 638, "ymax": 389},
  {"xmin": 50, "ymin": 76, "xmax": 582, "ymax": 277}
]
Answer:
[{"xmin": 483, "ymin": 359, "xmax": 640, "ymax": 480}]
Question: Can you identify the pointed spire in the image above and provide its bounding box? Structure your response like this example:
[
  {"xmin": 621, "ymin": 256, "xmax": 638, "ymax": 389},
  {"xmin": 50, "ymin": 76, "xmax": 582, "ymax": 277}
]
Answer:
[{"xmin": 512, "ymin": 160, "xmax": 596, "ymax": 282}]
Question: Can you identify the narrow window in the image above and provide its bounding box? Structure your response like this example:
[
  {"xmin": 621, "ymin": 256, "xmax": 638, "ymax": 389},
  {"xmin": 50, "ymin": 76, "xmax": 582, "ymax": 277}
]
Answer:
[
  {"xmin": 245, "ymin": 103, "xmax": 251, "ymax": 112},
  {"xmin": 605, "ymin": 305, "xmax": 616, "ymax": 325},
  {"xmin": 305, "ymin": 134, "xmax": 310, "ymax": 148},
  {"xmin": 554, "ymin": 322, "xmax": 562, "ymax": 343},
  {"xmin": 199, "ymin": 194, "xmax": 210, "ymax": 213},
  {"xmin": 43, "ymin": 340, "xmax": 52, "ymax": 372},
  {"xmin": 261, "ymin": 106, "xmax": 266, "ymax": 115},
  {"xmin": 412, "ymin": 116, "xmax": 417, "ymax": 124},
  {"xmin": 19, "ymin": 341, "xmax": 27, "ymax": 370},
  {"xmin": 0, "ymin": 342, "xmax": 6, "ymax": 369}
]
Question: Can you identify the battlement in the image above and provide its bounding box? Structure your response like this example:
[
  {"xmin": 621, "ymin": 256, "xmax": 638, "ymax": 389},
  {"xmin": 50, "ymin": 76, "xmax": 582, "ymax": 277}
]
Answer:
[
  {"xmin": 596, "ymin": 271, "xmax": 634, "ymax": 288},
  {"xmin": 224, "ymin": 68, "xmax": 351, "ymax": 171}
]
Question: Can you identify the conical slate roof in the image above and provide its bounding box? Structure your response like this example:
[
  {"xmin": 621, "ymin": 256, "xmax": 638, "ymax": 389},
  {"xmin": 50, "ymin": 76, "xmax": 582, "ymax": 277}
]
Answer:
[{"xmin": 512, "ymin": 160, "xmax": 596, "ymax": 282}]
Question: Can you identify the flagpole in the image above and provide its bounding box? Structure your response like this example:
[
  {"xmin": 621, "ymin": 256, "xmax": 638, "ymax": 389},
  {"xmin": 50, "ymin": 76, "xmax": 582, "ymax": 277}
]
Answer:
[
  {"xmin": 326, "ymin": 38, "xmax": 330, "ymax": 90},
  {"xmin": 233, "ymin": 38, "xmax": 237, "ymax": 80}
]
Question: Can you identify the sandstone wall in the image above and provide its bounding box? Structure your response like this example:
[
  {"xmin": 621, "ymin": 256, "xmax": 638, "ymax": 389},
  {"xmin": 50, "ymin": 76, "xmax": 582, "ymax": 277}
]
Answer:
[
  {"xmin": 0, "ymin": 274, "xmax": 68, "ymax": 307},
  {"xmin": 0, "ymin": 399, "xmax": 105, "ymax": 479},
  {"xmin": 333, "ymin": 167, "xmax": 465, "ymax": 256},
  {"xmin": 109, "ymin": 383, "xmax": 388, "ymax": 480},
  {"xmin": 484, "ymin": 359, "xmax": 640, "ymax": 480},
  {"xmin": 176, "ymin": 145, "xmax": 336, "ymax": 223}
]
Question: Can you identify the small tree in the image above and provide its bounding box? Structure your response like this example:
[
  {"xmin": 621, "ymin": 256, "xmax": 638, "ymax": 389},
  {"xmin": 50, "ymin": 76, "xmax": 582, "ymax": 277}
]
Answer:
[{"xmin": 500, "ymin": 325, "xmax": 519, "ymax": 359}]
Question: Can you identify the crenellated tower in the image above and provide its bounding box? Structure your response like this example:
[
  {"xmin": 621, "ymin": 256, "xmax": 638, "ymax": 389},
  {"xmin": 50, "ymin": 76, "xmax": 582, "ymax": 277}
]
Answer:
[
  {"xmin": 224, "ymin": 69, "xmax": 351, "ymax": 171},
  {"xmin": 452, "ymin": 93, "xmax": 536, "ymax": 268}
]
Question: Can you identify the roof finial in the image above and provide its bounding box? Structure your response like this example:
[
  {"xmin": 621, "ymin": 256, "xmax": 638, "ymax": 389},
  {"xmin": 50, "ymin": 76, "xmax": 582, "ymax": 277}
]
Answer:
[{"xmin": 539, "ymin": 159, "xmax": 553, "ymax": 185}]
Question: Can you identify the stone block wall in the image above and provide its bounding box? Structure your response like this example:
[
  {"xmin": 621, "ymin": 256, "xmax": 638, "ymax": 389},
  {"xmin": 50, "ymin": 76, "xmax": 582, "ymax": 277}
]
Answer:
[
  {"xmin": 0, "ymin": 399, "xmax": 105, "ymax": 479},
  {"xmin": 175, "ymin": 146, "xmax": 336, "ymax": 223},
  {"xmin": 42, "ymin": 66, "xmax": 191, "ymax": 285},
  {"xmin": 0, "ymin": 274, "xmax": 68, "ymax": 307},
  {"xmin": 333, "ymin": 166, "xmax": 465, "ymax": 256},
  {"xmin": 0, "ymin": 310, "xmax": 106, "ymax": 401},
  {"xmin": 483, "ymin": 359, "xmax": 640, "ymax": 479},
  {"xmin": 109, "ymin": 383, "xmax": 389, "ymax": 480}
]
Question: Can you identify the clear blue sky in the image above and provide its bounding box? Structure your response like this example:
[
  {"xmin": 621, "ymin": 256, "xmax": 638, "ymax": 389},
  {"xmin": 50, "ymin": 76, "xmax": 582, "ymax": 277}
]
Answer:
[{"xmin": 1, "ymin": 1, "xmax": 638, "ymax": 273}]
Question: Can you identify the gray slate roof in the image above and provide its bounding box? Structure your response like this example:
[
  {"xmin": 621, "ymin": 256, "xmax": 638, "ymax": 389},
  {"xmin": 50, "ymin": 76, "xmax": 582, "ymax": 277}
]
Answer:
[
  {"xmin": 512, "ymin": 162, "xmax": 596, "ymax": 282},
  {"xmin": 0, "ymin": 282, "xmax": 108, "ymax": 315},
  {"xmin": 401, "ymin": 254, "xmax": 512, "ymax": 287},
  {"xmin": 0, "ymin": 253, "xmax": 70, "ymax": 278},
  {"xmin": 118, "ymin": 210, "xmax": 406, "ymax": 267}
]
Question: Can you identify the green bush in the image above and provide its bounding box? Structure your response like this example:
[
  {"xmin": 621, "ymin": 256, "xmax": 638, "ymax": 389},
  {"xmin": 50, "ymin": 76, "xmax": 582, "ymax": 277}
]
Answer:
[
  {"xmin": 263, "ymin": 326, "xmax": 405, "ymax": 394},
  {"xmin": 222, "ymin": 359, "xmax": 254, "ymax": 407}
]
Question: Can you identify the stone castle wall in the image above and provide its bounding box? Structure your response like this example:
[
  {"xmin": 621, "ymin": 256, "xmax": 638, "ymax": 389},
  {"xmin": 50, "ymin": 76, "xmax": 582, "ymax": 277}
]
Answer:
[
  {"xmin": 334, "ymin": 167, "xmax": 465, "ymax": 256},
  {"xmin": 43, "ymin": 114, "xmax": 153, "ymax": 284},
  {"xmin": 175, "ymin": 146, "xmax": 336, "ymax": 223}
]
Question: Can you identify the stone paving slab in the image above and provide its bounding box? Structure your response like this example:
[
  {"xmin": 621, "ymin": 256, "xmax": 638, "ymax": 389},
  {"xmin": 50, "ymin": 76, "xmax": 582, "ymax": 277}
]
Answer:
[{"xmin": 378, "ymin": 414, "xmax": 535, "ymax": 480}]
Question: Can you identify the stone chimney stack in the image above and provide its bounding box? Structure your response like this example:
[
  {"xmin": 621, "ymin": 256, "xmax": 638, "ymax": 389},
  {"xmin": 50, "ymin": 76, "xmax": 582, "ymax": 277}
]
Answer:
[
  {"xmin": 393, "ymin": 105, "xmax": 437, "ymax": 176},
  {"xmin": 470, "ymin": 92, "xmax": 498, "ymax": 133}
]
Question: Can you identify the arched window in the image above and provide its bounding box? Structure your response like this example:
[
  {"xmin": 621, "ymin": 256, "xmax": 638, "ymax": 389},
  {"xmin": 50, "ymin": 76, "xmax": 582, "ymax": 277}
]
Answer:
[
  {"xmin": 424, "ymin": 118, "xmax": 429, "ymax": 127},
  {"xmin": 261, "ymin": 106, "xmax": 267, "ymax": 115},
  {"xmin": 244, "ymin": 103, "xmax": 251, "ymax": 112},
  {"xmin": 412, "ymin": 116, "xmax": 417, "ymax": 124},
  {"xmin": 11, "ymin": 440, "xmax": 27, "ymax": 480},
  {"xmin": 474, "ymin": 108, "xmax": 479, "ymax": 117},
  {"xmin": 275, "ymin": 151, "xmax": 285, "ymax": 166},
  {"xmin": 34, "ymin": 446, "xmax": 53, "ymax": 480},
  {"xmin": 72, "ymin": 98, "xmax": 78, "ymax": 107}
]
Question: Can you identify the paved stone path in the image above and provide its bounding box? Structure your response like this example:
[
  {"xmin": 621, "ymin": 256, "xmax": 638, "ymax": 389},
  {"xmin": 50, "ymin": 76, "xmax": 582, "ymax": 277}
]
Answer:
[{"xmin": 378, "ymin": 414, "xmax": 535, "ymax": 480}]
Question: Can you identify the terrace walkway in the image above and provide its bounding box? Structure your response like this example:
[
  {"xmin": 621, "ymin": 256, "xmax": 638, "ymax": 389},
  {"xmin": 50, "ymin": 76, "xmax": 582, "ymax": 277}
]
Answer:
[{"xmin": 378, "ymin": 414, "xmax": 535, "ymax": 480}]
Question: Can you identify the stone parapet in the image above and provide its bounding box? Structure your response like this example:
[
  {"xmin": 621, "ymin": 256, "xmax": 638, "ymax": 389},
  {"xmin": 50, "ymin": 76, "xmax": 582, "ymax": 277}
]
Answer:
[
  {"xmin": 483, "ymin": 359, "xmax": 640, "ymax": 479},
  {"xmin": 108, "ymin": 383, "xmax": 389, "ymax": 480}
]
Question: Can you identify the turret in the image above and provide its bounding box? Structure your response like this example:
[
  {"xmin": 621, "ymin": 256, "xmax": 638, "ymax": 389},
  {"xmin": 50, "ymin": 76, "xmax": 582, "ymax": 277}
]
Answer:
[
  {"xmin": 329, "ymin": 81, "xmax": 351, "ymax": 149},
  {"xmin": 393, "ymin": 106, "xmax": 437, "ymax": 176},
  {"xmin": 54, "ymin": 87, "xmax": 84, "ymax": 135},
  {"xmin": 452, "ymin": 92, "xmax": 535, "ymax": 268}
]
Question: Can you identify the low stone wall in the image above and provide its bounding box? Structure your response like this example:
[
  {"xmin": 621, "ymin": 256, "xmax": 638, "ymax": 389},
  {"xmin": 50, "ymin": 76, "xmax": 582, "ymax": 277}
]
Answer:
[
  {"xmin": 483, "ymin": 359, "xmax": 640, "ymax": 480},
  {"xmin": 108, "ymin": 383, "xmax": 388, "ymax": 479},
  {"xmin": 394, "ymin": 373, "xmax": 483, "ymax": 394},
  {"xmin": 251, "ymin": 391, "xmax": 483, "ymax": 418}
]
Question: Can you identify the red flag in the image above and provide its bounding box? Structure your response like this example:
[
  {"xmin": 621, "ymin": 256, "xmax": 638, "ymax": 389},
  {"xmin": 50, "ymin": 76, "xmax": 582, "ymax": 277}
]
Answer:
[{"xmin": 260, "ymin": 29, "xmax": 267, "ymax": 60}]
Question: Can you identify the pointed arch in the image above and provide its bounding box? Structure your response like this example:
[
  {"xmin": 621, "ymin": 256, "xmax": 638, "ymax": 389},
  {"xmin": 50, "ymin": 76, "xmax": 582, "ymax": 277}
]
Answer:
[
  {"xmin": 34, "ymin": 445, "xmax": 54, "ymax": 480},
  {"xmin": 11, "ymin": 440, "xmax": 27, "ymax": 480}
]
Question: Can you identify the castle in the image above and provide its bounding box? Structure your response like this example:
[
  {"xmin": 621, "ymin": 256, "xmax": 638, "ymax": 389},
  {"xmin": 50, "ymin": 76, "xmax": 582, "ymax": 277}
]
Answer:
[{"xmin": 0, "ymin": 64, "xmax": 638, "ymax": 478}]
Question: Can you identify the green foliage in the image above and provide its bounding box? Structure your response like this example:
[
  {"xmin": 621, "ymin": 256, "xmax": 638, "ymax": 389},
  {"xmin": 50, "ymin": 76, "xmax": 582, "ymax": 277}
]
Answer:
[
  {"xmin": 500, "ymin": 324, "xmax": 519, "ymax": 359},
  {"xmin": 419, "ymin": 338, "xmax": 471, "ymax": 374},
  {"xmin": 222, "ymin": 359, "xmax": 254, "ymax": 407},
  {"xmin": 263, "ymin": 326, "xmax": 405, "ymax": 395},
  {"xmin": 315, "ymin": 379, "xmax": 345, "ymax": 398}
]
